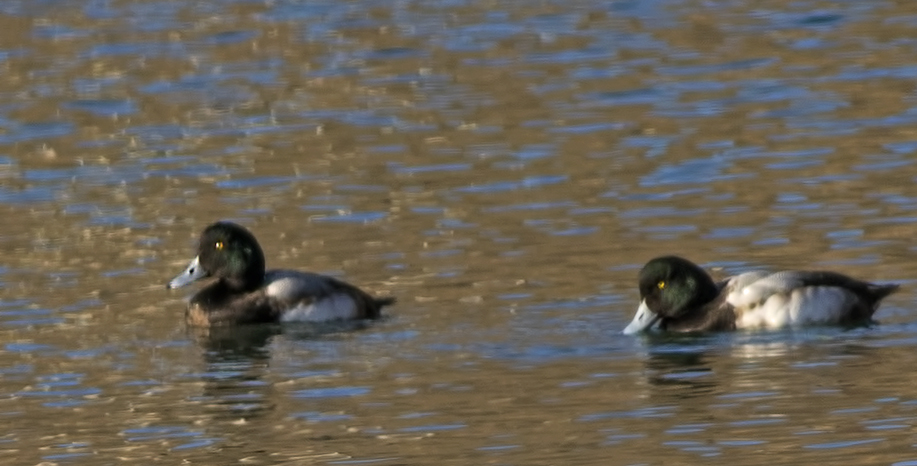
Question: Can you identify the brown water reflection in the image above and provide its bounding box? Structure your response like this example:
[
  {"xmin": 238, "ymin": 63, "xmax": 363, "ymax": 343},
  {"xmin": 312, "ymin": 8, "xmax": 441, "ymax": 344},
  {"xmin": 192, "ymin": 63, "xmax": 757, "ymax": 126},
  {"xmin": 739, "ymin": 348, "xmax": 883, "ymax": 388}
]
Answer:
[{"xmin": 1, "ymin": 0, "xmax": 917, "ymax": 464}]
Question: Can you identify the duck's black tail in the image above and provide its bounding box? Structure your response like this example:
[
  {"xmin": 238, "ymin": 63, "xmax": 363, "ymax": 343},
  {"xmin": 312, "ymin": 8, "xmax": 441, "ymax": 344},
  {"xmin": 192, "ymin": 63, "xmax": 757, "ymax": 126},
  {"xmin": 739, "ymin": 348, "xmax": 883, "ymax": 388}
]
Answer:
[
  {"xmin": 375, "ymin": 296, "xmax": 397, "ymax": 308},
  {"xmin": 868, "ymin": 283, "xmax": 900, "ymax": 304},
  {"xmin": 362, "ymin": 295, "xmax": 396, "ymax": 319},
  {"xmin": 843, "ymin": 282, "xmax": 898, "ymax": 323}
]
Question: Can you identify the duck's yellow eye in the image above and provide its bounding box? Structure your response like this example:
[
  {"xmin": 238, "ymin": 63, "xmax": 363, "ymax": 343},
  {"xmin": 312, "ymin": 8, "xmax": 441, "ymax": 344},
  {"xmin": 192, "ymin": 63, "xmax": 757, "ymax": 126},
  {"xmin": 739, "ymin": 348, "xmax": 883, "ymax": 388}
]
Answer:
[
  {"xmin": 657, "ymin": 281, "xmax": 666, "ymax": 290},
  {"xmin": 215, "ymin": 241, "xmax": 224, "ymax": 250}
]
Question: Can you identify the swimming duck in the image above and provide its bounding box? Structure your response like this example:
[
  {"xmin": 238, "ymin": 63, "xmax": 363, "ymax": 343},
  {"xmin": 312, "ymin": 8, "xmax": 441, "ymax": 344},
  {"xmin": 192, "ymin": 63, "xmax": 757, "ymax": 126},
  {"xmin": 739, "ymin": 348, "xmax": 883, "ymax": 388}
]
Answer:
[
  {"xmin": 167, "ymin": 221, "xmax": 394, "ymax": 327},
  {"xmin": 623, "ymin": 255, "xmax": 898, "ymax": 334}
]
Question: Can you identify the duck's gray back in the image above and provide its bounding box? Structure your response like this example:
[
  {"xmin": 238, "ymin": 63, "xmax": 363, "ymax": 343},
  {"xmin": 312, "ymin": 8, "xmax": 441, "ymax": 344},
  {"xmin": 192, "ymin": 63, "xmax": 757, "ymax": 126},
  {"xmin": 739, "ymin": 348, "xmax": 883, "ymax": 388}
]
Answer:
[{"xmin": 264, "ymin": 270, "xmax": 342, "ymax": 302}]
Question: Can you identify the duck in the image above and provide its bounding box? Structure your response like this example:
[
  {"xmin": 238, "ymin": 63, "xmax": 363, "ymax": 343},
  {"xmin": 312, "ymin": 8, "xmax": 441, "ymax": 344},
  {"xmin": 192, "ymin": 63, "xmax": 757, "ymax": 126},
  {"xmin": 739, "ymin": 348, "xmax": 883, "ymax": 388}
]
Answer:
[
  {"xmin": 167, "ymin": 221, "xmax": 394, "ymax": 327},
  {"xmin": 622, "ymin": 255, "xmax": 898, "ymax": 334}
]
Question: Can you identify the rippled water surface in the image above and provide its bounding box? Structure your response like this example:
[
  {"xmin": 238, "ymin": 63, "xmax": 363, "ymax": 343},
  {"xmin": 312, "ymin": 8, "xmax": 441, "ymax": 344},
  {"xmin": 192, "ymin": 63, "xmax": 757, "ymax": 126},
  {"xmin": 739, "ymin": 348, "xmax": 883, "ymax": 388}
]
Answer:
[{"xmin": 3, "ymin": 0, "xmax": 917, "ymax": 464}]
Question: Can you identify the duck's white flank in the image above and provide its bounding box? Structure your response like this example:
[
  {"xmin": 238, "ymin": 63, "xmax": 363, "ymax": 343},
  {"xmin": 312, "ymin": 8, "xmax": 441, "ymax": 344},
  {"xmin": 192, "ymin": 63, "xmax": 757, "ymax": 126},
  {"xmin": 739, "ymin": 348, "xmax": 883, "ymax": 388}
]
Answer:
[
  {"xmin": 727, "ymin": 271, "xmax": 861, "ymax": 329},
  {"xmin": 278, "ymin": 293, "xmax": 359, "ymax": 322},
  {"xmin": 265, "ymin": 273, "xmax": 360, "ymax": 322}
]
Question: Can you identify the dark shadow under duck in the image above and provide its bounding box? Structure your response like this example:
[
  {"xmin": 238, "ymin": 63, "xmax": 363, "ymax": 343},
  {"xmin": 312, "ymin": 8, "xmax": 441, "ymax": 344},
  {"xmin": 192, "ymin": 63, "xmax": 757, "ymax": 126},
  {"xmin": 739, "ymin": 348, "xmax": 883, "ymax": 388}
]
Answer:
[
  {"xmin": 167, "ymin": 221, "xmax": 395, "ymax": 327},
  {"xmin": 623, "ymin": 255, "xmax": 899, "ymax": 334}
]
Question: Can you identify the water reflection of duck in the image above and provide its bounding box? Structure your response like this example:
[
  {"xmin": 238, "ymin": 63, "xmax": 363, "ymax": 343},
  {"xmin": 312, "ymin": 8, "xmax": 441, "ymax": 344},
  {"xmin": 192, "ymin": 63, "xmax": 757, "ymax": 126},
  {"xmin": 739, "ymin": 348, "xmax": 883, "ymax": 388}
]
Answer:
[
  {"xmin": 191, "ymin": 321, "xmax": 374, "ymax": 423},
  {"xmin": 168, "ymin": 221, "xmax": 395, "ymax": 327},
  {"xmin": 194, "ymin": 324, "xmax": 280, "ymax": 361},
  {"xmin": 624, "ymin": 256, "xmax": 898, "ymax": 334},
  {"xmin": 191, "ymin": 325, "xmax": 279, "ymax": 422}
]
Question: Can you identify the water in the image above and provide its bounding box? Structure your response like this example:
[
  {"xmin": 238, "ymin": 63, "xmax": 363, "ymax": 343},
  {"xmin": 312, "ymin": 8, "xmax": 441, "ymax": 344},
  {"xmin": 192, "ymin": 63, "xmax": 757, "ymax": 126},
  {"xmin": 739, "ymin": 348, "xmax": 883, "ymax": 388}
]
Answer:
[{"xmin": 0, "ymin": 0, "xmax": 916, "ymax": 464}]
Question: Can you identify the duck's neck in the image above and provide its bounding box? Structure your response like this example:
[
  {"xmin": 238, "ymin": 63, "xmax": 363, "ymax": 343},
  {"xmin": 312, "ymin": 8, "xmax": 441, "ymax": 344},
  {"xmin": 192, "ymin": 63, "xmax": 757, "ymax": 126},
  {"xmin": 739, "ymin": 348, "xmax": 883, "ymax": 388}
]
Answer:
[
  {"xmin": 663, "ymin": 299, "xmax": 736, "ymax": 332},
  {"xmin": 689, "ymin": 273, "xmax": 720, "ymax": 308},
  {"xmin": 663, "ymin": 275, "xmax": 732, "ymax": 332},
  {"xmin": 221, "ymin": 273, "xmax": 264, "ymax": 293}
]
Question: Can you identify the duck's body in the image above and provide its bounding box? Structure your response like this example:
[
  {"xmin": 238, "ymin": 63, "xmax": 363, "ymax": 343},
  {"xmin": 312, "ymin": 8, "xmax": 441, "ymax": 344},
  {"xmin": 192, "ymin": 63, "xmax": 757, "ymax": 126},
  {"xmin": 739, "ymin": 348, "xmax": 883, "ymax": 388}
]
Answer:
[
  {"xmin": 168, "ymin": 222, "xmax": 394, "ymax": 327},
  {"xmin": 623, "ymin": 256, "xmax": 898, "ymax": 335}
]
